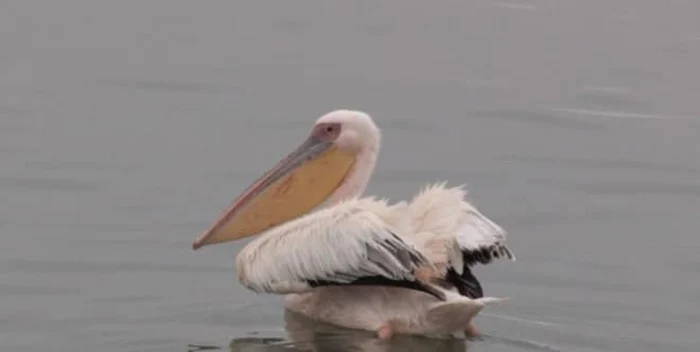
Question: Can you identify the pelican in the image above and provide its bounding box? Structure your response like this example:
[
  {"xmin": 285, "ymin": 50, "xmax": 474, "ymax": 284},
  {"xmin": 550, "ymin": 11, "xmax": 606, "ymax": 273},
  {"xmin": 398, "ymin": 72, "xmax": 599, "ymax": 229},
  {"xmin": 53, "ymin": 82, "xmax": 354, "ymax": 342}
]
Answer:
[{"xmin": 192, "ymin": 110, "xmax": 514, "ymax": 340}]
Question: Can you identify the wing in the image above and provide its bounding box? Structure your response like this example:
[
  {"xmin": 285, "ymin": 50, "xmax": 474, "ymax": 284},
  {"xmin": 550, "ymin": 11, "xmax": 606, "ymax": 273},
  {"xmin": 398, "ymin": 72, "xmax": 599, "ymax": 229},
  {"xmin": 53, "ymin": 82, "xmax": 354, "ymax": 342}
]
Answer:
[
  {"xmin": 445, "ymin": 206, "xmax": 514, "ymax": 298},
  {"xmin": 406, "ymin": 183, "xmax": 515, "ymax": 298},
  {"xmin": 234, "ymin": 198, "xmax": 443, "ymax": 298},
  {"xmin": 454, "ymin": 207, "xmax": 515, "ymax": 268}
]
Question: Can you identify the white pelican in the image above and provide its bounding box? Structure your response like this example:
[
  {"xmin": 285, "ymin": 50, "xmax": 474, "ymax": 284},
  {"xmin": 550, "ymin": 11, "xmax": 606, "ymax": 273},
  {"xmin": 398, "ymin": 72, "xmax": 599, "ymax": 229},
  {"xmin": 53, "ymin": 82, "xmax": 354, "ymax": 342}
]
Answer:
[{"xmin": 192, "ymin": 110, "xmax": 514, "ymax": 340}]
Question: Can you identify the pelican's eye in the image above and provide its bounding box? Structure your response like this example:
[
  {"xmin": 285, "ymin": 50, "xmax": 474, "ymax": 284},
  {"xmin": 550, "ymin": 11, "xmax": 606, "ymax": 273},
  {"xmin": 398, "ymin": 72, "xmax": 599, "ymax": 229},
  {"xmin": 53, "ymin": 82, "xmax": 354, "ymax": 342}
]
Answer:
[{"xmin": 314, "ymin": 123, "xmax": 342, "ymax": 141}]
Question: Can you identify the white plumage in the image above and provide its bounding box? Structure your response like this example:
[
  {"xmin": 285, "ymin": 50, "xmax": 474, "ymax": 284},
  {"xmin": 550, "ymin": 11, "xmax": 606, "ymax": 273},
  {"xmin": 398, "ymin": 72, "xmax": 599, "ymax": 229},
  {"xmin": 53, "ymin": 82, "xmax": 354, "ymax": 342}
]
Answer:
[
  {"xmin": 404, "ymin": 183, "xmax": 513, "ymax": 275},
  {"xmin": 236, "ymin": 183, "xmax": 514, "ymax": 293},
  {"xmin": 282, "ymin": 183, "xmax": 513, "ymax": 338},
  {"xmin": 193, "ymin": 110, "xmax": 515, "ymax": 339},
  {"xmin": 235, "ymin": 197, "xmax": 429, "ymax": 294}
]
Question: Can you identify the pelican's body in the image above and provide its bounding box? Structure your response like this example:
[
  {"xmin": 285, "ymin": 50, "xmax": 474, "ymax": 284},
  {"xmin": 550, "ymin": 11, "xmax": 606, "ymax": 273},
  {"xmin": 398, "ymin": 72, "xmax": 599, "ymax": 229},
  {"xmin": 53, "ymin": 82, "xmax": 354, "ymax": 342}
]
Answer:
[
  {"xmin": 193, "ymin": 110, "xmax": 514, "ymax": 339},
  {"xmin": 281, "ymin": 186, "xmax": 512, "ymax": 339}
]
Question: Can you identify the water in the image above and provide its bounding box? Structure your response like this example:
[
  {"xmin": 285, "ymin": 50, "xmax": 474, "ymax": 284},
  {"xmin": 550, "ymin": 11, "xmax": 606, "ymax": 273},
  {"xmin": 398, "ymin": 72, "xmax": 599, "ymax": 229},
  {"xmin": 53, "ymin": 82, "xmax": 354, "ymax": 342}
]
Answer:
[{"xmin": 2, "ymin": 1, "xmax": 699, "ymax": 351}]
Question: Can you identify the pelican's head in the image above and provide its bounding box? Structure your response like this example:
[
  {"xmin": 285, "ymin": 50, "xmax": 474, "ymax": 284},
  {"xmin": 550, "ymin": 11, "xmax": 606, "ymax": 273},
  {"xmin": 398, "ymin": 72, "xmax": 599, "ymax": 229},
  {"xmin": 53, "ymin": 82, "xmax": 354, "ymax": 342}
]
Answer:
[
  {"xmin": 192, "ymin": 110, "xmax": 380, "ymax": 250},
  {"xmin": 313, "ymin": 109, "xmax": 381, "ymax": 153}
]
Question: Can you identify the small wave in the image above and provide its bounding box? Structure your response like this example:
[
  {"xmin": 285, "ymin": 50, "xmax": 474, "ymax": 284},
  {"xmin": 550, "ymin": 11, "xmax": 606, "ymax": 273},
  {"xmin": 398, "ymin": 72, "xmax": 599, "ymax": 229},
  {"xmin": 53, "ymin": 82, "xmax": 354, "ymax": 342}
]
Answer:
[
  {"xmin": 480, "ymin": 334, "xmax": 562, "ymax": 352},
  {"xmin": 551, "ymin": 107, "xmax": 692, "ymax": 120},
  {"xmin": 481, "ymin": 312, "xmax": 563, "ymax": 327}
]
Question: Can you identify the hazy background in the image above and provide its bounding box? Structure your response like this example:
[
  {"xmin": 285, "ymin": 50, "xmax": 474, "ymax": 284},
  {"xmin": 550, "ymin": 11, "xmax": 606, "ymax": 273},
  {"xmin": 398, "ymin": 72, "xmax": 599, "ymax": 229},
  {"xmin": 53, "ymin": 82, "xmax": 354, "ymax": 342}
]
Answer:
[{"xmin": 1, "ymin": 1, "xmax": 699, "ymax": 351}]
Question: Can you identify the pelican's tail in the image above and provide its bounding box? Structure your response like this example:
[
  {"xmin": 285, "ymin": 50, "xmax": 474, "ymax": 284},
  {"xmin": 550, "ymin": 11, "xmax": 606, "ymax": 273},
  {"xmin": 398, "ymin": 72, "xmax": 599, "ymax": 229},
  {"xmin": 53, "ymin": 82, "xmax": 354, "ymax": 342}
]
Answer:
[{"xmin": 425, "ymin": 295, "xmax": 509, "ymax": 334}]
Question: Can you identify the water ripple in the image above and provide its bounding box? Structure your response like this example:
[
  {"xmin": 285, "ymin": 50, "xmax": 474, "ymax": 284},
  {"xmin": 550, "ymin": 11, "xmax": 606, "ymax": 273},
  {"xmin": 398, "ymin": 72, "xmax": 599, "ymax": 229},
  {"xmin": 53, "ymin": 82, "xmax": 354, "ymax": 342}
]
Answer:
[{"xmin": 96, "ymin": 79, "xmax": 244, "ymax": 94}]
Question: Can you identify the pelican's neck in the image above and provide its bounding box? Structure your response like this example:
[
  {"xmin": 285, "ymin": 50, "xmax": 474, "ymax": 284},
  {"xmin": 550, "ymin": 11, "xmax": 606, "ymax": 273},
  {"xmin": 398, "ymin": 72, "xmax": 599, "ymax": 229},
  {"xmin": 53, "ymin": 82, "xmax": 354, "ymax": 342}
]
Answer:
[{"xmin": 325, "ymin": 145, "xmax": 379, "ymax": 206}]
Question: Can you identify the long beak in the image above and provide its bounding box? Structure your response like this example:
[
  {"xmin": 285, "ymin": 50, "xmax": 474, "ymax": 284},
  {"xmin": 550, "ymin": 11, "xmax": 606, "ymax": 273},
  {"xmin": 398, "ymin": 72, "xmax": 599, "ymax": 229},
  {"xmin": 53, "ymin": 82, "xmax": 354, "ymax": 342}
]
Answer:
[{"xmin": 192, "ymin": 135, "xmax": 356, "ymax": 250}]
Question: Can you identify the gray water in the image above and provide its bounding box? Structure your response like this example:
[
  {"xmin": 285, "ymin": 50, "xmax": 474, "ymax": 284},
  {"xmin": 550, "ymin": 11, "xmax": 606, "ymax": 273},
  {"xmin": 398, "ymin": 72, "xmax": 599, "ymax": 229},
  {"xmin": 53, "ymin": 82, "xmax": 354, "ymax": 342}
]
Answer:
[{"xmin": 2, "ymin": 1, "xmax": 699, "ymax": 351}]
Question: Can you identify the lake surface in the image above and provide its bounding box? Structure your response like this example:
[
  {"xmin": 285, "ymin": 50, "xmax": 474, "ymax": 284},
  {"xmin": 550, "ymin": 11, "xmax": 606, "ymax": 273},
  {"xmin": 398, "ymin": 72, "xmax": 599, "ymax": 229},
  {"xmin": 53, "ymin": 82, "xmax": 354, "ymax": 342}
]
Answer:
[{"xmin": 2, "ymin": 1, "xmax": 699, "ymax": 351}]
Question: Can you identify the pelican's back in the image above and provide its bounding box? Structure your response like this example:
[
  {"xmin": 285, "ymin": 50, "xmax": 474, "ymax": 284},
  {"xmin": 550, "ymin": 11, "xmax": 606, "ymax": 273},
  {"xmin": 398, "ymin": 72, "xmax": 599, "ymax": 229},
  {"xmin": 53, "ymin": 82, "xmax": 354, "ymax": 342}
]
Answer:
[
  {"xmin": 405, "ymin": 183, "xmax": 467, "ymax": 273},
  {"xmin": 403, "ymin": 182, "xmax": 514, "ymax": 298}
]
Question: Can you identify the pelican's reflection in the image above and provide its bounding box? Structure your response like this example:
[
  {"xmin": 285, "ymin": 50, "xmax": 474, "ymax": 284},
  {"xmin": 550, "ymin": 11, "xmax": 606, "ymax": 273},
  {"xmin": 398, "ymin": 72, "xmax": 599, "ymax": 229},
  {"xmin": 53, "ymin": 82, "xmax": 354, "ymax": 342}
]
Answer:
[{"xmin": 228, "ymin": 310, "xmax": 469, "ymax": 352}]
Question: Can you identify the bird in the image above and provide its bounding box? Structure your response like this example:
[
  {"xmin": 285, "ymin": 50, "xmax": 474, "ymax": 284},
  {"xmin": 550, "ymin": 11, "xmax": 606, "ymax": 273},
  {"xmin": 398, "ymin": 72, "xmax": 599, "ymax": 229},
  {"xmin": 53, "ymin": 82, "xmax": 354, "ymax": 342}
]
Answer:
[{"xmin": 192, "ymin": 109, "xmax": 514, "ymax": 340}]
